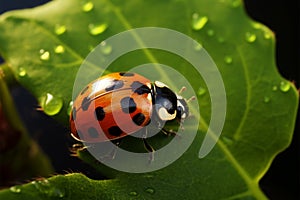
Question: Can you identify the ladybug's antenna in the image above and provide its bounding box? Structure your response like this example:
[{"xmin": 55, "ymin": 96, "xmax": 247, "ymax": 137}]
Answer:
[
  {"xmin": 187, "ymin": 96, "xmax": 196, "ymax": 102},
  {"xmin": 178, "ymin": 86, "xmax": 186, "ymax": 94}
]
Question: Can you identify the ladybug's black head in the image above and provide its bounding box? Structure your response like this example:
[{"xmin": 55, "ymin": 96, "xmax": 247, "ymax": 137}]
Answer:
[
  {"xmin": 176, "ymin": 95, "xmax": 189, "ymax": 121},
  {"xmin": 152, "ymin": 81, "xmax": 188, "ymax": 122}
]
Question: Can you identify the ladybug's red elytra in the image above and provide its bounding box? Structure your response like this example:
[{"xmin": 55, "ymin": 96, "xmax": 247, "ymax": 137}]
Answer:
[{"xmin": 70, "ymin": 72, "xmax": 189, "ymax": 145}]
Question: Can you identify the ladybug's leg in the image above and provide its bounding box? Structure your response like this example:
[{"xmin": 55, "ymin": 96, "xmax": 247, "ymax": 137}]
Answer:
[
  {"xmin": 142, "ymin": 128, "xmax": 155, "ymax": 162},
  {"xmin": 70, "ymin": 143, "xmax": 87, "ymax": 157},
  {"xmin": 97, "ymin": 139, "xmax": 123, "ymax": 161},
  {"xmin": 142, "ymin": 138, "xmax": 155, "ymax": 162},
  {"xmin": 104, "ymin": 138, "xmax": 123, "ymax": 160},
  {"xmin": 161, "ymin": 128, "xmax": 177, "ymax": 136}
]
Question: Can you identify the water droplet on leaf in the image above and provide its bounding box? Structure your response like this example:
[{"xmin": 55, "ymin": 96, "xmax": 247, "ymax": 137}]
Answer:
[
  {"xmin": 197, "ymin": 87, "xmax": 206, "ymax": 96},
  {"xmin": 82, "ymin": 1, "xmax": 94, "ymax": 12},
  {"xmin": 245, "ymin": 32, "xmax": 256, "ymax": 43},
  {"xmin": 55, "ymin": 24, "xmax": 67, "ymax": 35},
  {"xmin": 88, "ymin": 23, "xmax": 108, "ymax": 35},
  {"xmin": 40, "ymin": 93, "xmax": 63, "ymax": 116},
  {"xmin": 218, "ymin": 37, "xmax": 225, "ymax": 43},
  {"xmin": 50, "ymin": 188, "xmax": 65, "ymax": 198},
  {"xmin": 263, "ymin": 96, "xmax": 270, "ymax": 103},
  {"xmin": 10, "ymin": 186, "xmax": 22, "ymax": 193},
  {"xmin": 252, "ymin": 23, "xmax": 261, "ymax": 29},
  {"xmin": 99, "ymin": 41, "xmax": 112, "ymax": 55},
  {"xmin": 279, "ymin": 81, "xmax": 291, "ymax": 92},
  {"xmin": 224, "ymin": 56, "xmax": 233, "ymax": 64},
  {"xmin": 32, "ymin": 179, "xmax": 65, "ymax": 198},
  {"xmin": 18, "ymin": 67, "xmax": 27, "ymax": 77},
  {"xmin": 264, "ymin": 32, "xmax": 272, "ymax": 40},
  {"xmin": 54, "ymin": 45, "xmax": 65, "ymax": 54},
  {"xmin": 129, "ymin": 191, "xmax": 138, "ymax": 196},
  {"xmin": 207, "ymin": 29, "xmax": 215, "ymax": 37},
  {"xmin": 145, "ymin": 188, "xmax": 155, "ymax": 194},
  {"xmin": 32, "ymin": 179, "xmax": 50, "ymax": 192},
  {"xmin": 231, "ymin": 0, "xmax": 241, "ymax": 8},
  {"xmin": 191, "ymin": 13, "xmax": 208, "ymax": 31},
  {"xmin": 40, "ymin": 49, "xmax": 50, "ymax": 61},
  {"xmin": 272, "ymin": 86, "xmax": 278, "ymax": 91},
  {"xmin": 89, "ymin": 45, "xmax": 95, "ymax": 52}
]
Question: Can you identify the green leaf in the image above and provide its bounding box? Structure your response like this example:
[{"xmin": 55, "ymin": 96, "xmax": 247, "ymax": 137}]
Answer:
[{"xmin": 0, "ymin": 0, "xmax": 298, "ymax": 199}]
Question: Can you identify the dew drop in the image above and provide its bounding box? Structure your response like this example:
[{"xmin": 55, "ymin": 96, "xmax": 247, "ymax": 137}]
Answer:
[
  {"xmin": 252, "ymin": 22, "xmax": 261, "ymax": 30},
  {"xmin": 279, "ymin": 81, "xmax": 291, "ymax": 92},
  {"xmin": 99, "ymin": 41, "xmax": 112, "ymax": 55},
  {"xmin": 129, "ymin": 191, "xmax": 138, "ymax": 196},
  {"xmin": 264, "ymin": 32, "xmax": 272, "ymax": 40},
  {"xmin": 206, "ymin": 29, "xmax": 215, "ymax": 37},
  {"xmin": 54, "ymin": 45, "xmax": 65, "ymax": 54},
  {"xmin": 18, "ymin": 67, "xmax": 27, "ymax": 77},
  {"xmin": 40, "ymin": 93, "xmax": 63, "ymax": 116},
  {"xmin": 191, "ymin": 13, "xmax": 208, "ymax": 31},
  {"xmin": 50, "ymin": 187, "xmax": 65, "ymax": 198},
  {"xmin": 89, "ymin": 45, "xmax": 95, "ymax": 52},
  {"xmin": 245, "ymin": 32, "xmax": 256, "ymax": 43},
  {"xmin": 224, "ymin": 56, "xmax": 233, "ymax": 64},
  {"xmin": 55, "ymin": 24, "xmax": 67, "ymax": 35},
  {"xmin": 145, "ymin": 187, "xmax": 155, "ymax": 194},
  {"xmin": 10, "ymin": 186, "xmax": 22, "ymax": 194},
  {"xmin": 263, "ymin": 96, "xmax": 270, "ymax": 103},
  {"xmin": 88, "ymin": 23, "xmax": 108, "ymax": 35},
  {"xmin": 218, "ymin": 37, "xmax": 225, "ymax": 43},
  {"xmin": 82, "ymin": 1, "xmax": 94, "ymax": 12},
  {"xmin": 231, "ymin": 0, "xmax": 241, "ymax": 8},
  {"xmin": 197, "ymin": 87, "xmax": 206, "ymax": 96},
  {"xmin": 32, "ymin": 179, "xmax": 65, "ymax": 198},
  {"xmin": 39, "ymin": 49, "xmax": 50, "ymax": 61},
  {"xmin": 32, "ymin": 179, "xmax": 50, "ymax": 192},
  {"xmin": 272, "ymin": 86, "xmax": 278, "ymax": 91}
]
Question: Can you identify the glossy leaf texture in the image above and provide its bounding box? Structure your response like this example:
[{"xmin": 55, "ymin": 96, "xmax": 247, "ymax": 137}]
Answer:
[{"xmin": 0, "ymin": 0, "xmax": 298, "ymax": 199}]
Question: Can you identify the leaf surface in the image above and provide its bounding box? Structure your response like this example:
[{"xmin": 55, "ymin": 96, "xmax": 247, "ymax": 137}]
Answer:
[{"xmin": 0, "ymin": 0, "xmax": 298, "ymax": 199}]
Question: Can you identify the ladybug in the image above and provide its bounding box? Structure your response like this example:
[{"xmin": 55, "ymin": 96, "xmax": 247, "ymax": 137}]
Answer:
[{"xmin": 70, "ymin": 72, "xmax": 189, "ymax": 151}]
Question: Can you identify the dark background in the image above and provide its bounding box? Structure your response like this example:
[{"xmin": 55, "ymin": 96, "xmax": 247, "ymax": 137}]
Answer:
[{"xmin": 0, "ymin": 0, "xmax": 299, "ymax": 199}]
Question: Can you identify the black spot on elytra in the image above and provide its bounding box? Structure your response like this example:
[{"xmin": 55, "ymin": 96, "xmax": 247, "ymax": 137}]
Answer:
[
  {"xmin": 108, "ymin": 126, "xmax": 123, "ymax": 136},
  {"xmin": 88, "ymin": 127, "xmax": 99, "ymax": 138},
  {"xmin": 120, "ymin": 97, "xmax": 137, "ymax": 113},
  {"xmin": 119, "ymin": 72, "xmax": 134, "ymax": 76},
  {"xmin": 95, "ymin": 107, "xmax": 105, "ymax": 121},
  {"xmin": 145, "ymin": 118, "xmax": 151, "ymax": 126},
  {"xmin": 132, "ymin": 113, "xmax": 146, "ymax": 126},
  {"xmin": 80, "ymin": 86, "xmax": 89, "ymax": 95},
  {"xmin": 105, "ymin": 79, "xmax": 124, "ymax": 92},
  {"xmin": 81, "ymin": 97, "xmax": 91, "ymax": 111},
  {"xmin": 131, "ymin": 81, "xmax": 151, "ymax": 95}
]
